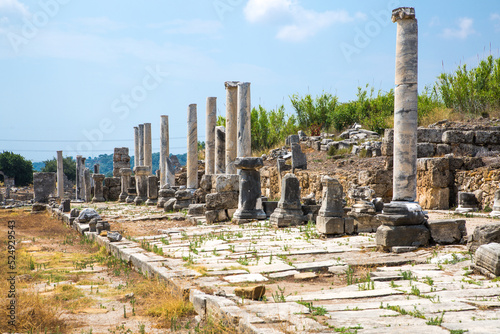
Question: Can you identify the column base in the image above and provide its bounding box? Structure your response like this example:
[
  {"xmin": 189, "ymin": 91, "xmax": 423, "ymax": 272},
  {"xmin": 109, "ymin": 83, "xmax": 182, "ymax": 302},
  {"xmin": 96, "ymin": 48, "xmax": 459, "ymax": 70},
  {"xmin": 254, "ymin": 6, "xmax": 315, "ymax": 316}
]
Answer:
[
  {"xmin": 146, "ymin": 199, "xmax": 157, "ymax": 206},
  {"xmin": 269, "ymin": 207, "xmax": 305, "ymax": 228},
  {"xmin": 377, "ymin": 201, "xmax": 426, "ymax": 226},
  {"xmin": 125, "ymin": 195, "xmax": 135, "ymax": 203},
  {"xmin": 118, "ymin": 193, "xmax": 128, "ymax": 202},
  {"xmin": 92, "ymin": 197, "xmax": 105, "ymax": 203},
  {"xmin": 232, "ymin": 209, "xmax": 266, "ymax": 224},
  {"xmin": 134, "ymin": 196, "xmax": 147, "ymax": 205}
]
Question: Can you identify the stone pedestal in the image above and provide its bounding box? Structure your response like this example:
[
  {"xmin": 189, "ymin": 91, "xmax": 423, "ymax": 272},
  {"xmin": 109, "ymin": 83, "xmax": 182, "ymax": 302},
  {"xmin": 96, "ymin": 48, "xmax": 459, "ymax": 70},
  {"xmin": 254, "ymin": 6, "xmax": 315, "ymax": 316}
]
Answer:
[
  {"xmin": 56, "ymin": 150, "xmax": 64, "ymax": 198},
  {"xmin": 225, "ymin": 81, "xmax": 238, "ymax": 174},
  {"xmin": 316, "ymin": 176, "xmax": 353, "ymax": 235},
  {"xmin": 232, "ymin": 157, "xmax": 266, "ymax": 224},
  {"xmin": 456, "ymin": 192, "xmax": 479, "ymax": 213},
  {"xmin": 376, "ymin": 7, "xmax": 429, "ymax": 251},
  {"xmin": 215, "ymin": 126, "xmax": 226, "ymax": 174},
  {"xmin": 206, "ymin": 97, "xmax": 217, "ymax": 175},
  {"xmin": 113, "ymin": 147, "xmax": 130, "ymax": 177},
  {"xmin": 146, "ymin": 175, "xmax": 158, "ymax": 205},
  {"xmin": 92, "ymin": 174, "xmax": 105, "ymax": 203},
  {"xmin": 187, "ymin": 104, "xmax": 198, "ymax": 190},
  {"xmin": 134, "ymin": 166, "xmax": 149, "ymax": 205},
  {"xmin": 134, "ymin": 126, "xmax": 140, "ymax": 168},
  {"xmin": 33, "ymin": 172, "xmax": 56, "ymax": 203},
  {"xmin": 348, "ymin": 186, "xmax": 380, "ymax": 232},
  {"xmin": 144, "ymin": 123, "xmax": 152, "ymax": 174},
  {"xmin": 291, "ymin": 143, "xmax": 307, "ymax": 171},
  {"xmin": 270, "ymin": 173, "xmax": 305, "ymax": 228},
  {"xmin": 237, "ymin": 82, "xmax": 251, "ymax": 160},
  {"xmin": 160, "ymin": 115, "xmax": 169, "ymax": 188},
  {"xmin": 138, "ymin": 124, "xmax": 145, "ymax": 166},
  {"xmin": 490, "ymin": 188, "xmax": 500, "ymax": 217},
  {"xmin": 174, "ymin": 189, "xmax": 194, "ymax": 211},
  {"xmin": 119, "ymin": 168, "xmax": 132, "ymax": 202},
  {"xmin": 84, "ymin": 168, "xmax": 92, "ymax": 202},
  {"xmin": 158, "ymin": 187, "xmax": 176, "ymax": 208}
]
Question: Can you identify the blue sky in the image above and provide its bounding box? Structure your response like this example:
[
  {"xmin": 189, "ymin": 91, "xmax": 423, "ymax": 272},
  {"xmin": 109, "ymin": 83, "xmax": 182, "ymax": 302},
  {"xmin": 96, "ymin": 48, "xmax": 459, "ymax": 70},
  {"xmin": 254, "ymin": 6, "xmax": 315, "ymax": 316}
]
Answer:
[{"xmin": 0, "ymin": 0, "xmax": 499, "ymax": 162}]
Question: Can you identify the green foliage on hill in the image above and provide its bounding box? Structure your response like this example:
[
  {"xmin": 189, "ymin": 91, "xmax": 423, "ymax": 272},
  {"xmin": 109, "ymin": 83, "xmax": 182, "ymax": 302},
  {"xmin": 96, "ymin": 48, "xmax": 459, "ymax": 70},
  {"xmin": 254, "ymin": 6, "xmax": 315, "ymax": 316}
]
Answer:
[
  {"xmin": 0, "ymin": 151, "xmax": 33, "ymax": 186},
  {"xmin": 435, "ymin": 55, "xmax": 500, "ymax": 115},
  {"xmin": 41, "ymin": 156, "xmax": 77, "ymax": 181},
  {"xmin": 251, "ymin": 105, "xmax": 297, "ymax": 152}
]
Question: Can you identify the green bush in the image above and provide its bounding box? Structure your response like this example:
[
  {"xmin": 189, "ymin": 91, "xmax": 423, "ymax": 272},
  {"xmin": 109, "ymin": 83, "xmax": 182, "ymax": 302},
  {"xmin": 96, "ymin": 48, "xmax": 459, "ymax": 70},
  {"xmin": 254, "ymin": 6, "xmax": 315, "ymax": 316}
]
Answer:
[
  {"xmin": 251, "ymin": 105, "xmax": 297, "ymax": 152},
  {"xmin": 290, "ymin": 92, "xmax": 338, "ymax": 130},
  {"xmin": 434, "ymin": 55, "xmax": 500, "ymax": 115},
  {"xmin": 0, "ymin": 151, "xmax": 33, "ymax": 186}
]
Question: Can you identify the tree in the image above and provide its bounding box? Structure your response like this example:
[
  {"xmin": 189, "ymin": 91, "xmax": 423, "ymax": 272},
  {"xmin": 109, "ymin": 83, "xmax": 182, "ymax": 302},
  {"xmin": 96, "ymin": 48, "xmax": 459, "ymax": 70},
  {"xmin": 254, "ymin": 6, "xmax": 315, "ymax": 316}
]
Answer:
[
  {"xmin": 0, "ymin": 151, "xmax": 33, "ymax": 186},
  {"xmin": 41, "ymin": 156, "xmax": 77, "ymax": 181}
]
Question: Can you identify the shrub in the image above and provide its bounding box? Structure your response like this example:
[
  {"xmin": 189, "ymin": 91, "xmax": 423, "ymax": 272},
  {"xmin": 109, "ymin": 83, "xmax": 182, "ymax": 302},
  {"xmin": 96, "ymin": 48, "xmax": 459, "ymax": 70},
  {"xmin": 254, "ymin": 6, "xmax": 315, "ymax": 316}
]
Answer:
[
  {"xmin": 41, "ymin": 156, "xmax": 77, "ymax": 181},
  {"xmin": 0, "ymin": 151, "xmax": 33, "ymax": 186}
]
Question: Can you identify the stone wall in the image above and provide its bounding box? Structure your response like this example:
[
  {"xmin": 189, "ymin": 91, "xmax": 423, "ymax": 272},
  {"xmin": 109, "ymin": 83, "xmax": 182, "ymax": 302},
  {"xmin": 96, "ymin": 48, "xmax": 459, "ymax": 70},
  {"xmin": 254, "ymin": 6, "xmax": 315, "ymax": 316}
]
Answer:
[
  {"xmin": 113, "ymin": 148, "xmax": 130, "ymax": 177},
  {"xmin": 383, "ymin": 127, "xmax": 500, "ymax": 158},
  {"xmin": 455, "ymin": 166, "xmax": 500, "ymax": 210},
  {"xmin": 103, "ymin": 177, "xmax": 121, "ymax": 201}
]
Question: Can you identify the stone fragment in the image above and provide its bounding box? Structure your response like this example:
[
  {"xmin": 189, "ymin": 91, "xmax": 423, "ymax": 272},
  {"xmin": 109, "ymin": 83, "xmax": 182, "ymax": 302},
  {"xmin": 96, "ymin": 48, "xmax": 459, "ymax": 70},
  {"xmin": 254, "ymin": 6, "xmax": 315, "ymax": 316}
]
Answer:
[
  {"xmin": 70, "ymin": 208, "xmax": 80, "ymax": 218},
  {"xmin": 270, "ymin": 173, "xmax": 305, "ymax": 227},
  {"xmin": 146, "ymin": 175, "xmax": 158, "ymax": 206},
  {"xmin": 262, "ymin": 201, "xmax": 278, "ymax": 217},
  {"xmin": 294, "ymin": 272, "xmax": 318, "ymax": 280},
  {"xmin": 205, "ymin": 209, "xmax": 228, "ymax": 223},
  {"xmin": 133, "ymin": 166, "xmax": 149, "ymax": 205},
  {"xmin": 475, "ymin": 243, "xmax": 500, "ymax": 276},
  {"xmin": 442, "ymin": 130, "xmax": 474, "ymax": 144},
  {"xmin": 188, "ymin": 204, "xmax": 206, "ymax": 216},
  {"xmin": 215, "ymin": 126, "xmax": 226, "ymax": 174},
  {"xmin": 455, "ymin": 192, "xmax": 478, "ymax": 213},
  {"xmin": 417, "ymin": 143, "xmax": 435, "ymax": 158},
  {"xmin": 291, "ymin": 143, "xmax": 307, "ymax": 171},
  {"xmin": 199, "ymin": 174, "xmax": 212, "ymax": 192},
  {"xmin": 107, "ymin": 232, "xmax": 123, "ymax": 242},
  {"xmin": 113, "ymin": 147, "xmax": 130, "ymax": 177},
  {"xmin": 61, "ymin": 199, "xmax": 71, "ymax": 212},
  {"xmin": 77, "ymin": 208, "xmax": 101, "ymax": 223},
  {"xmin": 468, "ymin": 222, "xmax": 500, "ymax": 253},
  {"xmin": 376, "ymin": 225, "xmax": 430, "ymax": 249},
  {"xmin": 490, "ymin": 188, "xmax": 500, "ymax": 217},
  {"xmin": 119, "ymin": 168, "xmax": 132, "ymax": 202},
  {"xmin": 224, "ymin": 273, "xmax": 268, "ymax": 283},
  {"xmin": 173, "ymin": 189, "xmax": 193, "ymax": 211},
  {"xmin": 33, "ymin": 172, "xmax": 56, "ymax": 203},
  {"xmin": 427, "ymin": 219, "xmax": 466, "ymax": 245},
  {"xmin": 215, "ymin": 174, "xmax": 240, "ymax": 193},
  {"xmin": 205, "ymin": 191, "xmax": 238, "ymax": 210},
  {"xmin": 234, "ymin": 285, "xmax": 266, "ymax": 300},
  {"xmin": 92, "ymin": 174, "xmax": 105, "ymax": 203},
  {"xmin": 164, "ymin": 198, "xmax": 176, "ymax": 212}
]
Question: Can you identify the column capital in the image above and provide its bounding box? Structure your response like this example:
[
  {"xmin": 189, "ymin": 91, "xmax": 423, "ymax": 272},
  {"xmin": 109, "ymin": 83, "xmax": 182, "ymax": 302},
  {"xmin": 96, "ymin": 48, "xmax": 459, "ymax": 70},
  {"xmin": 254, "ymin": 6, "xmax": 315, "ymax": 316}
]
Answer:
[
  {"xmin": 392, "ymin": 7, "xmax": 415, "ymax": 23},
  {"xmin": 225, "ymin": 81, "xmax": 239, "ymax": 89}
]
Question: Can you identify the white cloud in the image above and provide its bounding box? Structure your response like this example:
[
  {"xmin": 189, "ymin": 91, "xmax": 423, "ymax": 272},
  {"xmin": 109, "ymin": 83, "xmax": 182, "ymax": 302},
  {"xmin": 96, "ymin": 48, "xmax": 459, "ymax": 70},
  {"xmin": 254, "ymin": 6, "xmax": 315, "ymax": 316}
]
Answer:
[
  {"xmin": 441, "ymin": 17, "xmax": 475, "ymax": 39},
  {"xmin": 0, "ymin": 0, "xmax": 29, "ymax": 17},
  {"xmin": 491, "ymin": 13, "xmax": 500, "ymax": 32},
  {"xmin": 429, "ymin": 16, "xmax": 440, "ymax": 27},
  {"xmin": 244, "ymin": 0, "xmax": 365, "ymax": 42},
  {"xmin": 150, "ymin": 19, "xmax": 223, "ymax": 36}
]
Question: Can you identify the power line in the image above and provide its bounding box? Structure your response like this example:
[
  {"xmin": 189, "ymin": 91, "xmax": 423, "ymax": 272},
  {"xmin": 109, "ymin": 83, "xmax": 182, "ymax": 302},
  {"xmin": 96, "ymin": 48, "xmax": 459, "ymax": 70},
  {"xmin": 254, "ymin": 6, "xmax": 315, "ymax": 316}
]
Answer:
[{"xmin": 0, "ymin": 136, "xmax": 204, "ymax": 143}]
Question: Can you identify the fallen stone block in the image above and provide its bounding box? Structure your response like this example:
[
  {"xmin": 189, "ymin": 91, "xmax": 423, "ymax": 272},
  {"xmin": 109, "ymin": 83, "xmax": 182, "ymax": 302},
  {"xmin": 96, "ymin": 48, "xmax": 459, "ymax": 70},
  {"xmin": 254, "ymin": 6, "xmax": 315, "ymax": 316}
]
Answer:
[
  {"xmin": 206, "ymin": 191, "xmax": 238, "ymax": 210},
  {"xmin": 475, "ymin": 243, "xmax": 500, "ymax": 276},
  {"xmin": 234, "ymin": 285, "xmax": 266, "ymax": 300},
  {"xmin": 376, "ymin": 225, "xmax": 430, "ymax": 249},
  {"xmin": 468, "ymin": 222, "xmax": 500, "ymax": 253},
  {"xmin": 427, "ymin": 219, "xmax": 466, "ymax": 245},
  {"xmin": 187, "ymin": 204, "xmax": 206, "ymax": 216}
]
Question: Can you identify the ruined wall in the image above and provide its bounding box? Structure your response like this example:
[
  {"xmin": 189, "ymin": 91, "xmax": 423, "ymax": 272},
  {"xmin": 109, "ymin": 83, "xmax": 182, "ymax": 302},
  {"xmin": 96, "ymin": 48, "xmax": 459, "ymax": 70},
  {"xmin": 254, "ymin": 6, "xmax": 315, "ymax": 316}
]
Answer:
[{"xmin": 455, "ymin": 167, "xmax": 500, "ymax": 210}]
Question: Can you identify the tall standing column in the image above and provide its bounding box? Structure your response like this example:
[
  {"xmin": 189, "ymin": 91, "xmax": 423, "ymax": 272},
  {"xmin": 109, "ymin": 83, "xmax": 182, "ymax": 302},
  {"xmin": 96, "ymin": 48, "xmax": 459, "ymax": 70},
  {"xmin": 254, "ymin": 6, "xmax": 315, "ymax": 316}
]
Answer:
[
  {"xmin": 225, "ymin": 81, "xmax": 238, "ymax": 174},
  {"xmin": 144, "ymin": 123, "xmax": 152, "ymax": 174},
  {"xmin": 206, "ymin": 97, "xmax": 217, "ymax": 175},
  {"xmin": 134, "ymin": 126, "xmax": 140, "ymax": 168},
  {"xmin": 376, "ymin": 7, "xmax": 429, "ymax": 251},
  {"xmin": 393, "ymin": 7, "xmax": 418, "ymax": 202},
  {"xmin": 160, "ymin": 115, "xmax": 169, "ymax": 188},
  {"xmin": 237, "ymin": 82, "xmax": 251, "ymax": 159},
  {"xmin": 138, "ymin": 124, "xmax": 145, "ymax": 167},
  {"xmin": 187, "ymin": 104, "xmax": 198, "ymax": 190},
  {"xmin": 56, "ymin": 150, "xmax": 64, "ymax": 198}
]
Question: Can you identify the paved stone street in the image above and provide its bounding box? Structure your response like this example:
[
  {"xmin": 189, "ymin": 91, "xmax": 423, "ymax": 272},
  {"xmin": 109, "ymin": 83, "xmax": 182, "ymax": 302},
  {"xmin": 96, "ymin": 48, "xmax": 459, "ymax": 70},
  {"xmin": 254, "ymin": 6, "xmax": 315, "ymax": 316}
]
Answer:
[{"xmin": 62, "ymin": 203, "xmax": 500, "ymax": 334}]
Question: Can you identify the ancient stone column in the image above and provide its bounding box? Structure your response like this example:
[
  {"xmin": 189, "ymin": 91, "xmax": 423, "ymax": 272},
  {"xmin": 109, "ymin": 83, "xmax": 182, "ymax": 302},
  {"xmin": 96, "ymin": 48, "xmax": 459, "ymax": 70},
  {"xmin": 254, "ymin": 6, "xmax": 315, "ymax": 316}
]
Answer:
[
  {"xmin": 160, "ymin": 115, "xmax": 169, "ymax": 188},
  {"xmin": 206, "ymin": 97, "xmax": 217, "ymax": 175},
  {"xmin": 187, "ymin": 104, "xmax": 198, "ymax": 190},
  {"xmin": 376, "ymin": 7, "xmax": 429, "ymax": 251},
  {"xmin": 94, "ymin": 164, "xmax": 100, "ymax": 174},
  {"xmin": 75, "ymin": 155, "xmax": 83, "ymax": 200},
  {"xmin": 92, "ymin": 174, "xmax": 105, "ymax": 203},
  {"xmin": 392, "ymin": 7, "xmax": 418, "ymax": 202},
  {"xmin": 146, "ymin": 175, "xmax": 158, "ymax": 205},
  {"xmin": 83, "ymin": 168, "xmax": 92, "ymax": 202},
  {"xmin": 232, "ymin": 157, "xmax": 266, "ymax": 224},
  {"xmin": 138, "ymin": 124, "xmax": 145, "ymax": 167},
  {"xmin": 144, "ymin": 123, "xmax": 152, "ymax": 174},
  {"xmin": 56, "ymin": 150, "xmax": 64, "ymax": 198},
  {"xmin": 133, "ymin": 166, "xmax": 149, "ymax": 205},
  {"xmin": 225, "ymin": 81, "xmax": 238, "ymax": 174},
  {"xmin": 134, "ymin": 126, "xmax": 140, "ymax": 168},
  {"xmin": 119, "ymin": 168, "xmax": 132, "ymax": 202},
  {"xmin": 215, "ymin": 126, "xmax": 226, "ymax": 174},
  {"xmin": 237, "ymin": 82, "xmax": 251, "ymax": 160}
]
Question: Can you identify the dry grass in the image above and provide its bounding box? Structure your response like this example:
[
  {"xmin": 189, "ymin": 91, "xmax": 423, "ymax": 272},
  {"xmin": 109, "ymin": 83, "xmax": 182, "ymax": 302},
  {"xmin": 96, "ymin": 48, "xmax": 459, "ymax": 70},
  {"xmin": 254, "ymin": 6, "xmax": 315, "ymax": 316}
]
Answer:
[{"xmin": 132, "ymin": 277, "xmax": 195, "ymax": 329}]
